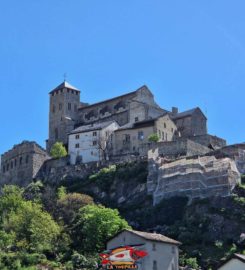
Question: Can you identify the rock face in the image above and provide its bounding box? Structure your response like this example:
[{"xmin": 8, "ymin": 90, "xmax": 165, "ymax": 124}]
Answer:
[{"xmin": 147, "ymin": 153, "xmax": 241, "ymax": 205}]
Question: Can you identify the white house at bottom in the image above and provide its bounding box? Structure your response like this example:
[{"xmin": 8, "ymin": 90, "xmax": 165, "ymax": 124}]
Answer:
[
  {"xmin": 107, "ymin": 229, "xmax": 181, "ymax": 270},
  {"xmin": 68, "ymin": 121, "xmax": 119, "ymax": 164}
]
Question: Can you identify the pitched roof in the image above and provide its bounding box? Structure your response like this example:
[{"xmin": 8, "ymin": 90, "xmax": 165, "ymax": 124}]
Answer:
[
  {"xmin": 69, "ymin": 120, "xmax": 117, "ymax": 134},
  {"xmin": 50, "ymin": 81, "xmax": 80, "ymax": 93},
  {"xmin": 109, "ymin": 229, "xmax": 181, "ymax": 245},
  {"xmin": 171, "ymin": 107, "xmax": 207, "ymax": 120},
  {"xmin": 78, "ymin": 85, "xmax": 149, "ymax": 111},
  {"xmin": 217, "ymin": 253, "xmax": 245, "ymax": 269}
]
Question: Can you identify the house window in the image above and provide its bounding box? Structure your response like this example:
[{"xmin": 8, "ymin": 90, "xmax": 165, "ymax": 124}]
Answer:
[
  {"xmin": 152, "ymin": 243, "xmax": 156, "ymax": 251},
  {"xmin": 75, "ymin": 143, "xmax": 79, "ymax": 148},
  {"xmin": 93, "ymin": 141, "xmax": 97, "ymax": 146},
  {"xmin": 93, "ymin": 131, "xmax": 97, "ymax": 136},
  {"xmin": 75, "ymin": 134, "xmax": 80, "ymax": 139},
  {"xmin": 124, "ymin": 134, "xmax": 130, "ymax": 143},
  {"xmin": 135, "ymin": 117, "xmax": 139, "ymax": 122},
  {"xmin": 153, "ymin": 260, "xmax": 157, "ymax": 270},
  {"xmin": 68, "ymin": 103, "xmax": 71, "ymax": 110},
  {"xmin": 138, "ymin": 131, "xmax": 144, "ymax": 140},
  {"xmin": 59, "ymin": 103, "xmax": 62, "ymax": 110}
]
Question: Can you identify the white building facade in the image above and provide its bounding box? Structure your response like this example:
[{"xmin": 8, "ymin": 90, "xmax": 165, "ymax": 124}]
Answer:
[
  {"xmin": 68, "ymin": 121, "xmax": 119, "ymax": 164},
  {"xmin": 107, "ymin": 229, "xmax": 181, "ymax": 270}
]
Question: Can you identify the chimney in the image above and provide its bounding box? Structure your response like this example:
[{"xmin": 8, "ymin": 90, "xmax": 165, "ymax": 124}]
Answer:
[{"xmin": 172, "ymin": 107, "xmax": 178, "ymax": 115}]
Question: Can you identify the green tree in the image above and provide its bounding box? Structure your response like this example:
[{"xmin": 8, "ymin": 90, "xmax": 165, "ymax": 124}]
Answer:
[
  {"xmin": 57, "ymin": 192, "xmax": 94, "ymax": 226},
  {"xmin": 50, "ymin": 142, "xmax": 67, "ymax": 158},
  {"xmin": 148, "ymin": 133, "xmax": 160, "ymax": 143},
  {"xmin": 73, "ymin": 205, "xmax": 130, "ymax": 252},
  {"xmin": 0, "ymin": 185, "xmax": 61, "ymax": 254}
]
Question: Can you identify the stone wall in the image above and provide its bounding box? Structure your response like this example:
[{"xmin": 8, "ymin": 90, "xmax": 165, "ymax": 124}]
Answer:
[
  {"xmin": 37, "ymin": 157, "xmax": 102, "ymax": 184},
  {"xmin": 146, "ymin": 138, "xmax": 210, "ymax": 159},
  {"xmin": 147, "ymin": 155, "xmax": 241, "ymax": 204},
  {"xmin": 0, "ymin": 141, "xmax": 49, "ymax": 186},
  {"xmin": 187, "ymin": 134, "xmax": 226, "ymax": 149}
]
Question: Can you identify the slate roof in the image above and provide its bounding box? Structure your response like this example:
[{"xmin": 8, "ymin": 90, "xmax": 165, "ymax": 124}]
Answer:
[
  {"xmin": 217, "ymin": 253, "xmax": 245, "ymax": 269},
  {"xmin": 69, "ymin": 121, "xmax": 117, "ymax": 134},
  {"xmin": 109, "ymin": 229, "xmax": 181, "ymax": 245},
  {"xmin": 171, "ymin": 107, "xmax": 207, "ymax": 120},
  {"xmin": 50, "ymin": 81, "xmax": 80, "ymax": 93},
  {"xmin": 78, "ymin": 85, "xmax": 149, "ymax": 111}
]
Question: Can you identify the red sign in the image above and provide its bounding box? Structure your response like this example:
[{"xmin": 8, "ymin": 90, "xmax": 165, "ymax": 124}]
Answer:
[{"xmin": 100, "ymin": 246, "xmax": 148, "ymax": 269}]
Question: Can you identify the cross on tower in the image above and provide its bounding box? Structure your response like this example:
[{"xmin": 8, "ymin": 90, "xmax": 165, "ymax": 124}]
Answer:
[{"xmin": 63, "ymin": 73, "xmax": 67, "ymax": 82}]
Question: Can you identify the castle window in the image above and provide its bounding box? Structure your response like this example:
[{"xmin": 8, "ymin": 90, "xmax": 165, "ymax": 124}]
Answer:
[
  {"xmin": 55, "ymin": 128, "xmax": 58, "ymax": 140},
  {"xmin": 138, "ymin": 131, "xmax": 144, "ymax": 140},
  {"xmin": 68, "ymin": 103, "xmax": 71, "ymax": 110},
  {"xmin": 75, "ymin": 134, "xmax": 80, "ymax": 139},
  {"xmin": 11, "ymin": 161, "xmax": 13, "ymax": 169},
  {"xmin": 93, "ymin": 141, "xmax": 97, "ymax": 146},
  {"xmin": 164, "ymin": 123, "xmax": 167, "ymax": 128},
  {"xmin": 75, "ymin": 143, "xmax": 79, "ymax": 148},
  {"xmin": 171, "ymin": 128, "xmax": 174, "ymax": 133},
  {"xmin": 162, "ymin": 131, "xmax": 164, "ymax": 140},
  {"xmin": 14, "ymin": 159, "xmax": 17, "ymax": 167},
  {"xmin": 3, "ymin": 165, "xmax": 5, "ymax": 173},
  {"xmin": 59, "ymin": 103, "xmax": 62, "ymax": 110},
  {"xmin": 67, "ymin": 89, "xmax": 70, "ymax": 93},
  {"xmin": 166, "ymin": 133, "xmax": 168, "ymax": 141},
  {"xmin": 152, "ymin": 243, "xmax": 156, "ymax": 251},
  {"xmin": 135, "ymin": 117, "xmax": 139, "ymax": 122},
  {"xmin": 74, "ymin": 104, "xmax": 77, "ymax": 111},
  {"xmin": 93, "ymin": 131, "xmax": 97, "ymax": 136},
  {"xmin": 26, "ymin": 155, "xmax": 29, "ymax": 164},
  {"xmin": 19, "ymin": 157, "xmax": 22, "ymax": 166},
  {"xmin": 7, "ymin": 164, "xmax": 9, "ymax": 171},
  {"xmin": 52, "ymin": 105, "xmax": 56, "ymax": 113}
]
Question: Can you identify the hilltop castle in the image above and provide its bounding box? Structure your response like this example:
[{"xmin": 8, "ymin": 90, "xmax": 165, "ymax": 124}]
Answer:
[{"xmin": 1, "ymin": 80, "xmax": 234, "ymax": 196}]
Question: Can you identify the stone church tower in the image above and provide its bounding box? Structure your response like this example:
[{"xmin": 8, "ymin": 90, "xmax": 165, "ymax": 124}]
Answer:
[{"xmin": 46, "ymin": 81, "xmax": 80, "ymax": 152}]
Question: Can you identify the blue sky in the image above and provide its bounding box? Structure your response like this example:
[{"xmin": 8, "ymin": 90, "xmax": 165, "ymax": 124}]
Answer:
[{"xmin": 0, "ymin": 0, "xmax": 244, "ymax": 154}]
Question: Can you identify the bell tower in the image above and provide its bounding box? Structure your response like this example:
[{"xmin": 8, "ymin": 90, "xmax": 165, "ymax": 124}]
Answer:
[{"xmin": 46, "ymin": 81, "xmax": 80, "ymax": 152}]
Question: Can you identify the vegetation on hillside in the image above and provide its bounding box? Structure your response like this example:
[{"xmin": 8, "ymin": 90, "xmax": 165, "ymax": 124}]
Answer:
[
  {"xmin": 0, "ymin": 161, "xmax": 244, "ymax": 269},
  {"xmin": 0, "ymin": 183, "xmax": 129, "ymax": 269}
]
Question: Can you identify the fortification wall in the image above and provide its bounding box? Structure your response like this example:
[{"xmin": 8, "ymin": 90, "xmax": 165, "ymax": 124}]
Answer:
[
  {"xmin": 147, "ymin": 154, "xmax": 241, "ymax": 204},
  {"xmin": 145, "ymin": 138, "xmax": 210, "ymax": 159}
]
